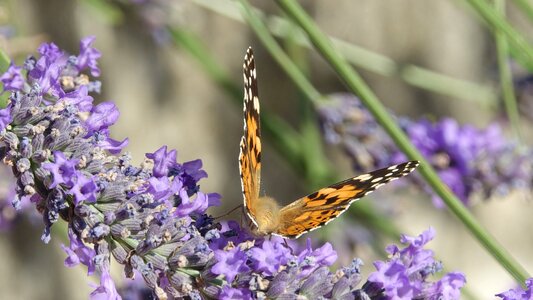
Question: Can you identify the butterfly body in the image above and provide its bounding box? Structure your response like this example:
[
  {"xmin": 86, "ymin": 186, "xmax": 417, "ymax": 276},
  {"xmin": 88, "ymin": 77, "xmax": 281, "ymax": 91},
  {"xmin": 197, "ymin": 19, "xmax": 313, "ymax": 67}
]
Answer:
[
  {"xmin": 250, "ymin": 196, "xmax": 281, "ymax": 235},
  {"xmin": 239, "ymin": 47, "xmax": 419, "ymax": 239}
]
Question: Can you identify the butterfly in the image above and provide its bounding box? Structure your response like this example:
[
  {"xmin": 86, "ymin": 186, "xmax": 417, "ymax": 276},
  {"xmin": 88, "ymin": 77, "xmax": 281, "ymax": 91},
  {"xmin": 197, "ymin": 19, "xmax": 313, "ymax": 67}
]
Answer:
[{"xmin": 239, "ymin": 47, "xmax": 419, "ymax": 239}]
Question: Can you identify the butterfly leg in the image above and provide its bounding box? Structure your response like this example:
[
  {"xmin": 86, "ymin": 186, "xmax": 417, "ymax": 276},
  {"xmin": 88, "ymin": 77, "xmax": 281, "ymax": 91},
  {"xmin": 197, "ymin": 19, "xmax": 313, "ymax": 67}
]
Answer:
[{"xmin": 282, "ymin": 238, "xmax": 295, "ymax": 256}]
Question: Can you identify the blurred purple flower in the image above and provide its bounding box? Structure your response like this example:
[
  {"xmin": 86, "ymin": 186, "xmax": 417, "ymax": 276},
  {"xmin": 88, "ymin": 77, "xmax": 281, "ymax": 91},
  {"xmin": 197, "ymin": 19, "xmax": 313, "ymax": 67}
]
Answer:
[
  {"xmin": 318, "ymin": 93, "xmax": 533, "ymax": 206},
  {"xmin": 0, "ymin": 102, "xmax": 12, "ymax": 132},
  {"xmin": 0, "ymin": 64, "xmax": 24, "ymax": 91},
  {"xmin": 497, "ymin": 278, "xmax": 533, "ymax": 300}
]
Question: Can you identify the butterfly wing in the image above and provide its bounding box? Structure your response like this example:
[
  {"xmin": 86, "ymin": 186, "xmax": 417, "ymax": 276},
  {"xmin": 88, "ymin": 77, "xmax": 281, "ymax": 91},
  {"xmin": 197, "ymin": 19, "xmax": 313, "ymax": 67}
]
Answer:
[
  {"xmin": 275, "ymin": 161, "xmax": 419, "ymax": 238},
  {"xmin": 239, "ymin": 47, "xmax": 262, "ymax": 226}
]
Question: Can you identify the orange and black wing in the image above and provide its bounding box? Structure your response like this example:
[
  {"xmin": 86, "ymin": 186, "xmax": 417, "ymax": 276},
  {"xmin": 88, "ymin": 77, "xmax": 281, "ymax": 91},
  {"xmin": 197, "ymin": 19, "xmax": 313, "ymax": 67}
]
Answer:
[
  {"xmin": 239, "ymin": 47, "xmax": 262, "ymax": 226},
  {"xmin": 276, "ymin": 161, "xmax": 419, "ymax": 238}
]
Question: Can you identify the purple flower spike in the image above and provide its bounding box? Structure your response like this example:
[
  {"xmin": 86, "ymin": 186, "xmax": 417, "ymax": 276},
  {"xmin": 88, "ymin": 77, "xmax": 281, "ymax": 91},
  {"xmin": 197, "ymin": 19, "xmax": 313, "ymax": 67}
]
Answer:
[
  {"xmin": 77, "ymin": 36, "xmax": 101, "ymax": 77},
  {"xmin": 0, "ymin": 64, "xmax": 24, "ymax": 91}
]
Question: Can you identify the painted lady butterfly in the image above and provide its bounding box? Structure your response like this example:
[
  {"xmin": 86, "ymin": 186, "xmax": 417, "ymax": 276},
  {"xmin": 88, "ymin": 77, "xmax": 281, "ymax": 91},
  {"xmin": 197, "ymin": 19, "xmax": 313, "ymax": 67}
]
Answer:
[{"xmin": 239, "ymin": 47, "xmax": 419, "ymax": 239}]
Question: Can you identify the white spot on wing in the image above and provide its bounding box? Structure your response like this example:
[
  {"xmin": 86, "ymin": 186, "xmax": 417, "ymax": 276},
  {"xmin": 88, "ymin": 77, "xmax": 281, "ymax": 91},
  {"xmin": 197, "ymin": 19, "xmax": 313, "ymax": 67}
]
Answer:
[{"xmin": 355, "ymin": 174, "xmax": 372, "ymax": 181}]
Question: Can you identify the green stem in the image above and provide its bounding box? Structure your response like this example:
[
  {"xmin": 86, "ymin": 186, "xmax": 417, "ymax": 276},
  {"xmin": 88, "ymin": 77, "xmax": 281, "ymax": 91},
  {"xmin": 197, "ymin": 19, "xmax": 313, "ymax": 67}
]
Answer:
[
  {"xmin": 191, "ymin": 0, "xmax": 496, "ymax": 106},
  {"xmin": 276, "ymin": 0, "xmax": 530, "ymax": 284},
  {"xmin": 0, "ymin": 47, "xmax": 11, "ymax": 108},
  {"xmin": 494, "ymin": 0, "xmax": 523, "ymax": 142},
  {"xmin": 465, "ymin": 0, "xmax": 533, "ymax": 70},
  {"xmin": 511, "ymin": 0, "xmax": 533, "ymax": 24}
]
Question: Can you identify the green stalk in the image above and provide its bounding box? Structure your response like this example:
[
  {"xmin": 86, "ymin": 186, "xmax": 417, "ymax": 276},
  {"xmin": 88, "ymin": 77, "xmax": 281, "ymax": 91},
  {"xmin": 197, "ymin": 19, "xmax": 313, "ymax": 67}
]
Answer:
[
  {"xmin": 494, "ymin": 0, "xmax": 523, "ymax": 142},
  {"xmin": 0, "ymin": 47, "xmax": 11, "ymax": 108},
  {"xmin": 465, "ymin": 0, "xmax": 533, "ymax": 70},
  {"xmin": 511, "ymin": 0, "xmax": 533, "ymax": 24},
  {"xmin": 192, "ymin": 0, "xmax": 496, "ymax": 106},
  {"xmin": 276, "ymin": 0, "xmax": 530, "ymax": 284}
]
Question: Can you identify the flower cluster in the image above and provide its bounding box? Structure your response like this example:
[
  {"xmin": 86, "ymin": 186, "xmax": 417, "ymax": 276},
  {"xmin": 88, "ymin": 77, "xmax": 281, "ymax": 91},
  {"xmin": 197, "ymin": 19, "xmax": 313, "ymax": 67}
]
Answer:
[
  {"xmin": 209, "ymin": 226, "xmax": 466, "ymax": 299},
  {"xmin": 0, "ymin": 38, "xmax": 466, "ymax": 299},
  {"xmin": 317, "ymin": 93, "xmax": 533, "ymax": 206},
  {"xmin": 366, "ymin": 228, "xmax": 465, "ymax": 299},
  {"xmin": 0, "ymin": 37, "xmax": 221, "ymax": 298}
]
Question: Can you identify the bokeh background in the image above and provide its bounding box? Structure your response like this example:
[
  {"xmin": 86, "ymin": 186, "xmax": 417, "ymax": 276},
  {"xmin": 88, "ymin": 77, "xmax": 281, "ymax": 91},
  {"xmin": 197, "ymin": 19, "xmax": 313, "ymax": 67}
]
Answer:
[{"xmin": 1, "ymin": 0, "xmax": 533, "ymax": 299}]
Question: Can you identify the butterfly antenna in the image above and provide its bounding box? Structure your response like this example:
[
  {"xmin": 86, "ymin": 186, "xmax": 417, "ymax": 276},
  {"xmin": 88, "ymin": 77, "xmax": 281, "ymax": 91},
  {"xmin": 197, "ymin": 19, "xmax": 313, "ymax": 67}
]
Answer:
[{"xmin": 213, "ymin": 204, "xmax": 243, "ymax": 220}]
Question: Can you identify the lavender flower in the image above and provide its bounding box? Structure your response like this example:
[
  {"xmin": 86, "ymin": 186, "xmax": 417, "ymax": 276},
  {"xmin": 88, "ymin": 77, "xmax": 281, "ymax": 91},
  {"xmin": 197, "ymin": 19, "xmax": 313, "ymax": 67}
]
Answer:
[
  {"xmin": 317, "ymin": 93, "xmax": 533, "ymax": 206},
  {"xmin": 1, "ymin": 39, "xmax": 465, "ymax": 299},
  {"xmin": 0, "ymin": 36, "xmax": 221, "ymax": 299},
  {"xmin": 366, "ymin": 228, "xmax": 465, "ymax": 299},
  {"xmin": 496, "ymin": 278, "xmax": 533, "ymax": 299}
]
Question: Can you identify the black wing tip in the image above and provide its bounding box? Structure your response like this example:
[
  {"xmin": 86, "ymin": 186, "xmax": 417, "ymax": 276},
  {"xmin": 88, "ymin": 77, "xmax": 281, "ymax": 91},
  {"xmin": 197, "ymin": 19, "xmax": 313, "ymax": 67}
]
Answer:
[
  {"xmin": 244, "ymin": 47, "xmax": 255, "ymax": 65},
  {"xmin": 403, "ymin": 160, "xmax": 420, "ymax": 171},
  {"xmin": 403, "ymin": 160, "xmax": 420, "ymax": 167}
]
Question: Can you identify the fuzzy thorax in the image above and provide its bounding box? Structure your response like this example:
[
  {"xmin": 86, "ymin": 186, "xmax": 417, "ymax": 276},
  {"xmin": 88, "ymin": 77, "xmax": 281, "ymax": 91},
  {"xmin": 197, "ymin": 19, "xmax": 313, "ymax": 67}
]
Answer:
[{"xmin": 253, "ymin": 196, "xmax": 281, "ymax": 235}]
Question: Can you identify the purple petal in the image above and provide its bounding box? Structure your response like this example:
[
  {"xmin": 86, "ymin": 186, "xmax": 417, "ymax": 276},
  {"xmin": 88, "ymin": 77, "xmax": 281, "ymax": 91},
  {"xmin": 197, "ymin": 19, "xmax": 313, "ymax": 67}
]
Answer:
[
  {"xmin": 68, "ymin": 173, "xmax": 98, "ymax": 205},
  {"xmin": 89, "ymin": 266, "xmax": 121, "ymax": 300},
  {"xmin": 85, "ymin": 102, "xmax": 120, "ymax": 133},
  {"xmin": 0, "ymin": 103, "xmax": 13, "ymax": 131},
  {"xmin": 61, "ymin": 228, "xmax": 96, "ymax": 275},
  {"xmin": 61, "ymin": 85, "xmax": 94, "ymax": 112},
  {"xmin": 146, "ymin": 146, "xmax": 177, "ymax": 178},
  {"xmin": 42, "ymin": 151, "xmax": 79, "ymax": 188},
  {"xmin": 77, "ymin": 36, "xmax": 101, "ymax": 77},
  {"xmin": 0, "ymin": 64, "xmax": 24, "ymax": 91}
]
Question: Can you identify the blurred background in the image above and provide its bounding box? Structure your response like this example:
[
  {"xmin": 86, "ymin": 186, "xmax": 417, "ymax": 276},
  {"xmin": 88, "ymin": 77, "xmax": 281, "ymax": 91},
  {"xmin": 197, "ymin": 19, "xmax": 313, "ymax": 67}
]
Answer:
[{"xmin": 1, "ymin": 0, "xmax": 533, "ymax": 299}]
